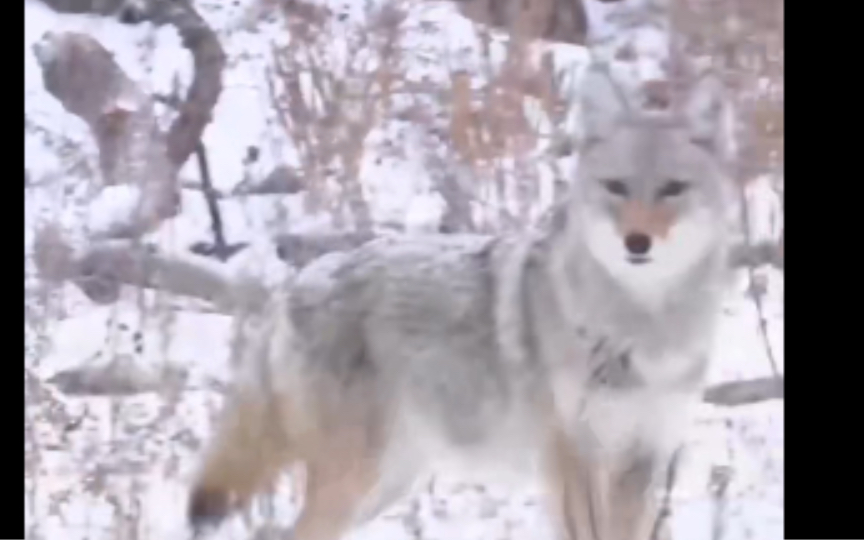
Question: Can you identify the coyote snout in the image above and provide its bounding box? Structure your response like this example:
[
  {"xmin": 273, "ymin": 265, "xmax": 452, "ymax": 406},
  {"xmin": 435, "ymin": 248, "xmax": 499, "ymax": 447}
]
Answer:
[{"xmin": 618, "ymin": 199, "xmax": 677, "ymax": 265}]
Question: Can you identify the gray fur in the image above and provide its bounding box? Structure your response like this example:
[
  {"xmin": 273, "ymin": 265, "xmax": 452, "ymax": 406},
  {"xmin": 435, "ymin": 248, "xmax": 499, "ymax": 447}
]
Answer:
[{"xmin": 191, "ymin": 69, "xmax": 734, "ymax": 540}]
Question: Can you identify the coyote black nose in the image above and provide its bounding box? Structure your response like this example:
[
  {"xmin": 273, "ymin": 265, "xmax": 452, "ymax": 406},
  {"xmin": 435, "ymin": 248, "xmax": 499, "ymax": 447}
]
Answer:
[{"xmin": 624, "ymin": 232, "xmax": 652, "ymax": 255}]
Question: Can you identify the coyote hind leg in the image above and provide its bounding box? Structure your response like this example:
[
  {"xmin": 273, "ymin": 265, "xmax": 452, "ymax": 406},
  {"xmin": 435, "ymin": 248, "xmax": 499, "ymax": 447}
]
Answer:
[
  {"xmin": 290, "ymin": 429, "xmax": 417, "ymax": 540},
  {"xmin": 188, "ymin": 390, "xmax": 296, "ymax": 532}
]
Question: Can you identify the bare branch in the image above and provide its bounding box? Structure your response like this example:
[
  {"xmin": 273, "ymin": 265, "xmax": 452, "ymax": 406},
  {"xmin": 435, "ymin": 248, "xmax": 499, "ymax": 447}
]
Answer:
[
  {"xmin": 33, "ymin": 225, "xmax": 266, "ymax": 313},
  {"xmin": 37, "ymin": 0, "xmax": 126, "ymax": 16},
  {"xmin": 650, "ymin": 447, "xmax": 681, "ymax": 540},
  {"xmin": 47, "ymin": 362, "xmax": 188, "ymax": 397},
  {"xmin": 32, "ymin": 0, "xmax": 223, "ymax": 242},
  {"xmin": 155, "ymin": 0, "xmax": 227, "ymax": 167},
  {"xmin": 729, "ymin": 240, "xmax": 784, "ymax": 270},
  {"xmin": 196, "ymin": 142, "xmax": 227, "ymax": 252},
  {"xmin": 31, "ymin": 0, "xmax": 230, "ymax": 315},
  {"xmin": 232, "ymin": 165, "xmax": 307, "ymax": 196},
  {"xmin": 702, "ymin": 376, "xmax": 784, "ymax": 407},
  {"xmin": 179, "ymin": 180, "xmax": 226, "ymax": 198},
  {"xmin": 28, "ymin": 35, "xmax": 146, "ymax": 234},
  {"xmin": 187, "ymin": 142, "xmax": 250, "ymax": 262},
  {"xmin": 34, "ymin": 32, "xmax": 177, "ymax": 238},
  {"xmin": 37, "ymin": 0, "xmax": 179, "ymax": 24},
  {"xmin": 449, "ymin": 0, "xmax": 591, "ymax": 45}
]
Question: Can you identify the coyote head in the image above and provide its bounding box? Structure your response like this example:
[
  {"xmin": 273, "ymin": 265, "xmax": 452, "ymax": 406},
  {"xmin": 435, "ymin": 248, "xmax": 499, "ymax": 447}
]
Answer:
[{"xmin": 570, "ymin": 65, "xmax": 733, "ymax": 302}]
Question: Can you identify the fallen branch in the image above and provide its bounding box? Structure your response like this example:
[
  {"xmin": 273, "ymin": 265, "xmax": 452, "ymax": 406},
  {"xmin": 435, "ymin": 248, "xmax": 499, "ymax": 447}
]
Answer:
[
  {"xmin": 33, "ymin": 228, "xmax": 268, "ymax": 313},
  {"xmin": 702, "ymin": 376, "xmax": 784, "ymax": 407},
  {"xmin": 34, "ymin": 32, "xmax": 175, "ymax": 238},
  {"xmin": 231, "ymin": 165, "xmax": 307, "ymax": 196},
  {"xmin": 47, "ymin": 362, "xmax": 188, "ymax": 397},
  {"xmin": 32, "ymin": 0, "xmax": 224, "ymax": 240},
  {"xmin": 32, "ymin": 0, "xmax": 226, "ymax": 299}
]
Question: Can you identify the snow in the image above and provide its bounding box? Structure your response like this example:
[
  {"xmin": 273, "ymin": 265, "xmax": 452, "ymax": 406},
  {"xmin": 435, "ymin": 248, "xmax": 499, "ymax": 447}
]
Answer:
[{"xmin": 24, "ymin": 0, "xmax": 783, "ymax": 539}]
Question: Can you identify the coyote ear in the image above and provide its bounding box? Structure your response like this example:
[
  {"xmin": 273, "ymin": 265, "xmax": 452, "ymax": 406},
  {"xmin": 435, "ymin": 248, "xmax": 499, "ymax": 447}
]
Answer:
[
  {"xmin": 579, "ymin": 64, "xmax": 630, "ymax": 147},
  {"xmin": 681, "ymin": 73, "xmax": 726, "ymax": 155}
]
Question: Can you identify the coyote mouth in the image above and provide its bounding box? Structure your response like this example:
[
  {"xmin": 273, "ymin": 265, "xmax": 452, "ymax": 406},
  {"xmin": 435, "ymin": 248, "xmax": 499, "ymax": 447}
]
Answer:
[{"xmin": 627, "ymin": 255, "xmax": 651, "ymax": 265}]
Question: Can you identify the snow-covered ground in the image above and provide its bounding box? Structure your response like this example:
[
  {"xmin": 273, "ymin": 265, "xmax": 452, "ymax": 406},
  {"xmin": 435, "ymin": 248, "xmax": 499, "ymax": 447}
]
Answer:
[{"xmin": 24, "ymin": 0, "xmax": 783, "ymax": 539}]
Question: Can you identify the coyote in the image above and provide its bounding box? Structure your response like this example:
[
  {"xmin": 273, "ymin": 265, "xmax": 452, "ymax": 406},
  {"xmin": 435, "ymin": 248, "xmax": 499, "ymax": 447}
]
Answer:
[{"xmin": 187, "ymin": 67, "xmax": 734, "ymax": 540}]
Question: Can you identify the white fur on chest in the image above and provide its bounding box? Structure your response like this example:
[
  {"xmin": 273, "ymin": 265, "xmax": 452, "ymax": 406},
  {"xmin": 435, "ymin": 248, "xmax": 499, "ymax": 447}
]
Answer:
[
  {"xmin": 632, "ymin": 349, "xmax": 706, "ymax": 387},
  {"xmin": 549, "ymin": 351, "xmax": 701, "ymax": 460},
  {"xmin": 577, "ymin": 387, "xmax": 697, "ymax": 458}
]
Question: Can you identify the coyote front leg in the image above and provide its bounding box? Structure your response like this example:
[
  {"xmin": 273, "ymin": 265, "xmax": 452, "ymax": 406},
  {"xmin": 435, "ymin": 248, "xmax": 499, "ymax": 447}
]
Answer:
[
  {"xmin": 546, "ymin": 430, "xmax": 609, "ymax": 540},
  {"xmin": 606, "ymin": 453, "xmax": 672, "ymax": 540}
]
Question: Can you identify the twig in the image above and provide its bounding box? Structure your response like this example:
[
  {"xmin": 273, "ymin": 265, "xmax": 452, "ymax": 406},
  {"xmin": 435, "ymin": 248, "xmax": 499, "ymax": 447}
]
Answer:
[
  {"xmin": 650, "ymin": 446, "xmax": 682, "ymax": 540},
  {"xmin": 155, "ymin": 94, "xmax": 244, "ymax": 261},
  {"xmin": 189, "ymin": 141, "xmax": 249, "ymax": 261},
  {"xmin": 156, "ymin": 0, "xmax": 227, "ymax": 168},
  {"xmin": 738, "ymin": 186, "xmax": 782, "ymax": 378},
  {"xmin": 709, "ymin": 465, "xmax": 733, "ymax": 540},
  {"xmin": 702, "ymin": 376, "xmax": 783, "ymax": 407},
  {"xmin": 195, "ymin": 142, "xmax": 226, "ymax": 254}
]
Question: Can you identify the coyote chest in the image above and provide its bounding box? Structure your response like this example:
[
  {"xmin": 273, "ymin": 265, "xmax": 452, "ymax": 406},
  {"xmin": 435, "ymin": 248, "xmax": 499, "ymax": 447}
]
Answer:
[{"xmin": 549, "ymin": 335, "xmax": 706, "ymax": 459}]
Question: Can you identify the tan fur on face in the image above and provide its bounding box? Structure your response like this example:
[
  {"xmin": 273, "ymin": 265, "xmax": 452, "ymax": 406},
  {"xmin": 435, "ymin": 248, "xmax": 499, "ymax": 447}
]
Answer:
[{"xmin": 616, "ymin": 201, "xmax": 677, "ymax": 240}]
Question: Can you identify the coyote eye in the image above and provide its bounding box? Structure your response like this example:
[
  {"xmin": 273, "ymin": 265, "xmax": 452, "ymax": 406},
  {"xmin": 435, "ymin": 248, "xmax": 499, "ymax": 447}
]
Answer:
[
  {"xmin": 658, "ymin": 180, "xmax": 690, "ymax": 199},
  {"xmin": 602, "ymin": 180, "xmax": 629, "ymax": 197}
]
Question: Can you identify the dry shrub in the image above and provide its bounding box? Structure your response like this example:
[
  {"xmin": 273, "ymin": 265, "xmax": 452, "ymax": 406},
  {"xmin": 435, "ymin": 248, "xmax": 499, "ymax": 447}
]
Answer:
[
  {"xmin": 672, "ymin": 0, "xmax": 784, "ymax": 186},
  {"xmin": 265, "ymin": 0, "xmax": 567, "ymax": 234},
  {"xmin": 267, "ymin": 0, "xmax": 412, "ymax": 232}
]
